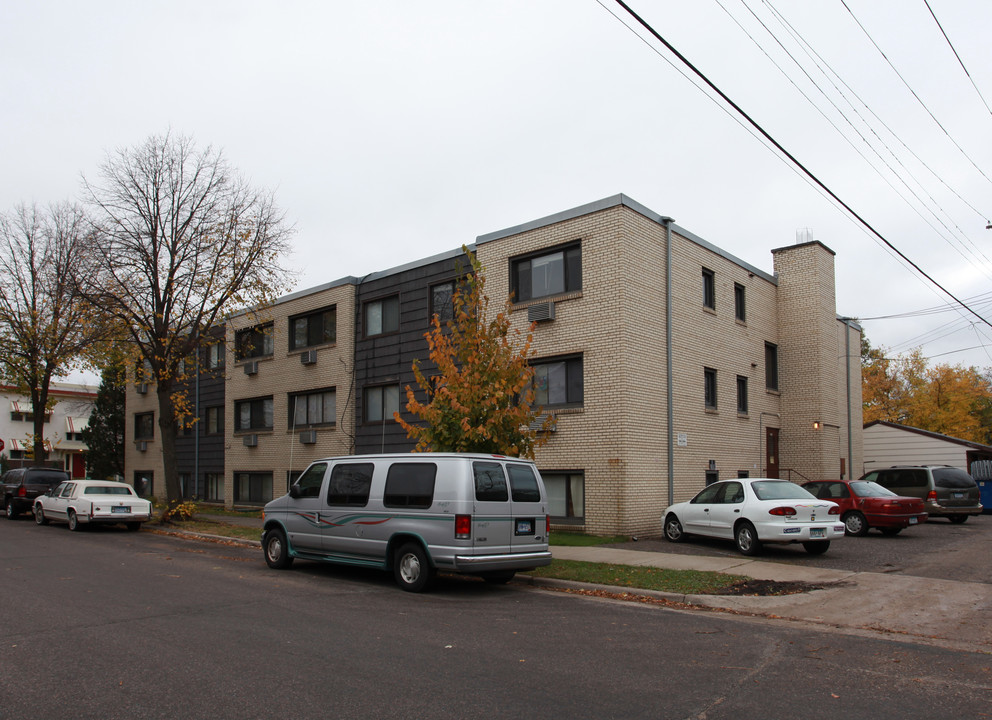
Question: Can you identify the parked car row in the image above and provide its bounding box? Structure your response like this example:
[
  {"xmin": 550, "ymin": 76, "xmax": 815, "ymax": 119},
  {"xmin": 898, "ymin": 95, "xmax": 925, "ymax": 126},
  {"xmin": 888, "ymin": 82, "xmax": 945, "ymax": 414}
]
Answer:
[
  {"xmin": 663, "ymin": 465, "xmax": 982, "ymax": 557},
  {"xmin": 2, "ymin": 469, "xmax": 153, "ymax": 532}
]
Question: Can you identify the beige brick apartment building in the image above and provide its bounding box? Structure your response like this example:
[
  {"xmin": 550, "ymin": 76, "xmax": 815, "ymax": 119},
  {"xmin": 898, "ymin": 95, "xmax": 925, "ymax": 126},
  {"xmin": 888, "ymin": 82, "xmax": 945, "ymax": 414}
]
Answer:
[{"xmin": 125, "ymin": 194, "xmax": 863, "ymax": 536}]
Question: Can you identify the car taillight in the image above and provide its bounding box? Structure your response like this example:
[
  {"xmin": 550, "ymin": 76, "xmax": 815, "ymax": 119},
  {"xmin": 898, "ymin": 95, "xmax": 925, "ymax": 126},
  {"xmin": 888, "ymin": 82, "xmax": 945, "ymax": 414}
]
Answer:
[
  {"xmin": 17, "ymin": 486, "xmax": 26, "ymax": 497},
  {"xmin": 828, "ymin": 505, "xmax": 840, "ymax": 515},
  {"xmin": 927, "ymin": 490, "xmax": 937, "ymax": 501},
  {"xmin": 546, "ymin": 515, "xmax": 550, "ymax": 536},
  {"xmin": 455, "ymin": 514, "xmax": 471, "ymax": 539},
  {"xmin": 768, "ymin": 506, "xmax": 797, "ymax": 516}
]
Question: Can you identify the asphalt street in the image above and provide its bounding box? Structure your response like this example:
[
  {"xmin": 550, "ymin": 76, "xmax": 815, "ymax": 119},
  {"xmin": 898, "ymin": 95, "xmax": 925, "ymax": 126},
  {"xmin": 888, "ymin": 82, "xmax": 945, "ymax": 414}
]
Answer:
[{"xmin": 2, "ymin": 517, "xmax": 991, "ymax": 720}]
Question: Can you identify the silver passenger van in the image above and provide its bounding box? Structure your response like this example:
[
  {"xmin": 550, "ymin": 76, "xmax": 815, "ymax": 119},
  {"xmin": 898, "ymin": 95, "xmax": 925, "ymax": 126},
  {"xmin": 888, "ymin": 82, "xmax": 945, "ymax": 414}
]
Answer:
[{"xmin": 261, "ymin": 453, "xmax": 552, "ymax": 591}]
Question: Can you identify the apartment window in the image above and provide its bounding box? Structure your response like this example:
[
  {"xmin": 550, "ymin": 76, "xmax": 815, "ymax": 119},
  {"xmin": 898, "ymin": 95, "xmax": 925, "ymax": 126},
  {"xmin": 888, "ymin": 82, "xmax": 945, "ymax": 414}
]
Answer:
[
  {"xmin": 133, "ymin": 470, "xmax": 153, "ymax": 497},
  {"xmin": 737, "ymin": 376, "xmax": 749, "ymax": 414},
  {"xmin": 235, "ymin": 323, "xmax": 274, "ymax": 360},
  {"xmin": 134, "ymin": 412, "xmax": 154, "ymax": 440},
  {"xmin": 705, "ymin": 470, "xmax": 720, "ymax": 486},
  {"xmin": 234, "ymin": 472, "xmax": 273, "ymax": 504},
  {"xmin": 431, "ymin": 281, "xmax": 455, "ymax": 323},
  {"xmin": 702, "ymin": 268, "xmax": 715, "ymax": 310},
  {"xmin": 765, "ymin": 342, "xmax": 779, "ymax": 390},
  {"xmin": 734, "ymin": 283, "xmax": 746, "ymax": 322},
  {"xmin": 543, "ymin": 472, "xmax": 584, "ymax": 522},
  {"xmin": 511, "ymin": 243, "xmax": 582, "ymax": 303},
  {"xmin": 204, "ymin": 473, "xmax": 223, "ymax": 502},
  {"xmin": 289, "ymin": 388, "xmax": 336, "ymax": 427},
  {"xmin": 365, "ymin": 296, "xmax": 399, "ymax": 336},
  {"xmin": 205, "ymin": 406, "xmax": 223, "ymax": 435},
  {"xmin": 704, "ymin": 368, "xmax": 717, "ymax": 410},
  {"xmin": 532, "ymin": 355, "xmax": 583, "ymax": 408},
  {"xmin": 179, "ymin": 472, "xmax": 192, "ymax": 499},
  {"xmin": 206, "ymin": 342, "xmax": 225, "ymax": 369},
  {"xmin": 364, "ymin": 384, "xmax": 400, "ymax": 423},
  {"xmin": 290, "ymin": 306, "xmax": 336, "ymax": 350},
  {"xmin": 235, "ymin": 397, "xmax": 273, "ymax": 431}
]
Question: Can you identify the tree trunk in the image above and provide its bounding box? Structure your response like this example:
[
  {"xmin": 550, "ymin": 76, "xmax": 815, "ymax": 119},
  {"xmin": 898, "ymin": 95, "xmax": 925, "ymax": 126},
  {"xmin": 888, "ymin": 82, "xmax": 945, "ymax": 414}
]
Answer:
[{"xmin": 156, "ymin": 382, "xmax": 181, "ymax": 510}]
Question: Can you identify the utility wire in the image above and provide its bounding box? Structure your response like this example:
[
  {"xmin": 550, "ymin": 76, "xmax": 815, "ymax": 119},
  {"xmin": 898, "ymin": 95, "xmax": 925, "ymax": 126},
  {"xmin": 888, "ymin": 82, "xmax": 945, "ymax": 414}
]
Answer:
[
  {"xmin": 923, "ymin": 0, "xmax": 992, "ymax": 120},
  {"xmin": 839, "ymin": 0, "xmax": 992, "ymax": 192},
  {"xmin": 609, "ymin": 0, "xmax": 992, "ymax": 330}
]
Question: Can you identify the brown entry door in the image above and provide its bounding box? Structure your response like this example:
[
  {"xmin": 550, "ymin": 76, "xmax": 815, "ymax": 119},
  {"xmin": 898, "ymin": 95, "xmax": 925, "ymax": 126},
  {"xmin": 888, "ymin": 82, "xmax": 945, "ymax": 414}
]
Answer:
[{"xmin": 765, "ymin": 427, "xmax": 780, "ymax": 478}]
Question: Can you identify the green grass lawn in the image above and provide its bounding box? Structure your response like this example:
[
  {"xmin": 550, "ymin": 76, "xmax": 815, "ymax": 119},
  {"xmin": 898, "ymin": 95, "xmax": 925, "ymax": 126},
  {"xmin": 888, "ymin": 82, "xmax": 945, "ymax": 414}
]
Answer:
[{"xmin": 527, "ymin": 559, "xmax": 745, "ymax": 594}]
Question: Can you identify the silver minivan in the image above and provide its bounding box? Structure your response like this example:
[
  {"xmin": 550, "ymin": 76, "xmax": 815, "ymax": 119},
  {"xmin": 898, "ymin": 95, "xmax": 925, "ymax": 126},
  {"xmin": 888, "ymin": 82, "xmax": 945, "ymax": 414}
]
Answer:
[
  {"xmin": 261, "ymin": 453, "xmax": 552, "ymax": 591},
  {"xmin": 861, "ymin": 465, "xmax": 983, "ymax": 523}
]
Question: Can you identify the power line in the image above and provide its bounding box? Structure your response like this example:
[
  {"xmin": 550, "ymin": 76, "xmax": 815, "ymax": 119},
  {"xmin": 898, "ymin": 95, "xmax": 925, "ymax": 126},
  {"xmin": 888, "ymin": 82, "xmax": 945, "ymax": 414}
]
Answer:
[
  {"xmin": 923, "ymin": 0, "xmax": 992, "ymax": 120},
  {"xmin": 608, "ymin": 0, "xmax": 992, "ymax": 331}
]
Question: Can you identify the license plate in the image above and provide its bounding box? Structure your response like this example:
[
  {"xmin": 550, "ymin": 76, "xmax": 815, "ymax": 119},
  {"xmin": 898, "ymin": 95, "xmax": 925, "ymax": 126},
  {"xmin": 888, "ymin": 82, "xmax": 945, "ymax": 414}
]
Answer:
[
  {"xmin": 909, "ymin": 517, "xmax": 918, "ymax": 524},
  {"xmin": 810, "ymin": 527, "xmax": 825, "ymax": 538},
  {"xmin": 515, "ymin": 518, "xmax": 534, "ymax": 535},
  {"xmin": 112, "ymin": 506, "xmax": 130, "ymax": 514},
  {"xmin": 953, "ymin": 493, "xmax": 964, "ymax": 499}
]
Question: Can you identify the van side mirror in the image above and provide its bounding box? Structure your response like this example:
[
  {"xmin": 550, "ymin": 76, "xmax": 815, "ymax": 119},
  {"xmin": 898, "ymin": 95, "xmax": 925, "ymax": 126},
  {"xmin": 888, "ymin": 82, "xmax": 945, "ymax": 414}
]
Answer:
[{"xmin": 289, "ymin": 485, "xmax": 301, "ymax": 499}]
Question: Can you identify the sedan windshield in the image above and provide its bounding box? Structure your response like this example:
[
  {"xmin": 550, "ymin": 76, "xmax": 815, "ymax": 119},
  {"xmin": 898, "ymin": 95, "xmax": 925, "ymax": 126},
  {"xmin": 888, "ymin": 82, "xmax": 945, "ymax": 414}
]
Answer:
[
  {"xmin": 849, "ymin": 481, "xmax": 897, "ymax": 498},
  {"xmin": 751, "ymin": 481, "xmax": 816, "ymax": 501}
]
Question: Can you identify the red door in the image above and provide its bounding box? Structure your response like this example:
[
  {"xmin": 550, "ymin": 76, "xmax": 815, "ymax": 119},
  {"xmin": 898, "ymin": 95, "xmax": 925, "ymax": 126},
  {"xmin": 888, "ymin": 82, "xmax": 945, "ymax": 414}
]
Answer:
[
  {"xmin": 71, "ymin": 453, "xmax": 85, "ymax": 479},
  {"xmin": 765, "ymin": 428, "xmax": 780, "ymax": 479}
]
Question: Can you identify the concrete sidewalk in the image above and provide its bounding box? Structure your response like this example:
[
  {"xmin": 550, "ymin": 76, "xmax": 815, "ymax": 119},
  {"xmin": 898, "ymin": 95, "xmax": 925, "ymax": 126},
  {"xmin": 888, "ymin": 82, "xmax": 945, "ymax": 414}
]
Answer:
[
  {"xmin": 549, "ymin": 546, "xmax": 992, "ymax": 654},
  {"xmin": 193, "ymin": 516, "xmax": 991, "ymax": 653}
]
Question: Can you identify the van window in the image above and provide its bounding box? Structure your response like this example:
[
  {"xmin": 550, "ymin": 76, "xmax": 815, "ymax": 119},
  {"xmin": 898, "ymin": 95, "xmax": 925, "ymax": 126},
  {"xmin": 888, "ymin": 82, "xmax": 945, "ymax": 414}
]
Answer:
[
  {"xmin": 327, "ymin": 463, "xmax": 374, "ymax": 506},
  {"xmin": 295, "ymin": 463, "xmax": 327, "ymax": 498},
  {"xmin": 474, "ymin": 462, "xmax": 508, "ymax": 501},
  {"xmin": 383, "ymin": 463, "xmax": 436, "ymax": 508},
  {"xmin": 507, "ymin": 464, "xmax": 541, "ymax": 502},
  {"xmin": 933, "ymin": 467, "xmax": 977, "ymax": 489}
]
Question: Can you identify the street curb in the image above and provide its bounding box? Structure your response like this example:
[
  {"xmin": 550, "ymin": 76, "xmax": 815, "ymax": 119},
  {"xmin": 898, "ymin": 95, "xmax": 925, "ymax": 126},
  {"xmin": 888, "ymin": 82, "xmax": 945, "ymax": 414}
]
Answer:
[{"xmin": 149, "ymin": 526, "xmax": 262, "ymax": 548}]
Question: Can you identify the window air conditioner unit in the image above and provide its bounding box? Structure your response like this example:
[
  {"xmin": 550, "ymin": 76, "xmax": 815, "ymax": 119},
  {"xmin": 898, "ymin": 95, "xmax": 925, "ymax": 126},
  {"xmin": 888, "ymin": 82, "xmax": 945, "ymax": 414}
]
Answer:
[
  {"xmin": 528, "ymin": 413, "xmax": 557, "ymax": 433},
  {"xmin": 299, "ymin": 429, "xmax": 318, "ymax": 444},
  {"xmin": 136, "ymin": 383, "xmax": 148, "ymax": 394},
  {"xmin": 136, "ymin": 440, "xmax": 148, "ymax": 452},
  {"xmin": 527, "ymin": 302, "xmax": 556, "ymax": 323},
  {"xmin": 243, "ymin": 361, "xmax": 259, "ymax": 376},
  {"xmin": 243, "ymin": 434, "xmax": 258, "ymax": 447},
  {"xmin": 300, "ymin": 350, "xmax": 318, "ymax": 365}
]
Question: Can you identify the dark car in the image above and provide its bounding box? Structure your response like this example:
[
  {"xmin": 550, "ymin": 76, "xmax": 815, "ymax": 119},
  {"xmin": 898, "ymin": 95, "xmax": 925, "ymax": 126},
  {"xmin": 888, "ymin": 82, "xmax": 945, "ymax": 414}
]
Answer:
[
  {"xmin": 1, "ymin": 467, "xmax": 71, "ymax": 519},
  {"xmin": 802, "ymin": 479, "xmax": 928, "ymax": 536},
  {"xmin": 859, "ymin": 466, "xmax": 983, "ymax": 523}
]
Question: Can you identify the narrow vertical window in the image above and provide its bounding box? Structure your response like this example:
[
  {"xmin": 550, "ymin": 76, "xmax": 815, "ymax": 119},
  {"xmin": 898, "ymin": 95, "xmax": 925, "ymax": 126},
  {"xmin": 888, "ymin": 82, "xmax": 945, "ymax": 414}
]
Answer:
[
  {"xmin": 737, "ymin": 375, "xmax": 748, "ymax": 414},
  {"xmin": 702, "ymin": 268, "xmax": 715, "ymax": 310},
  {"xmin": 704, "ymin": 367, "xmax": 717, "ymax": 409},
  {"xmin": 734, "ymin": 283, "xmax": 746, "ymax": 322},
  {"xmin": 765, "ymin": 342, "xmax": 779, "ymax": 390}
]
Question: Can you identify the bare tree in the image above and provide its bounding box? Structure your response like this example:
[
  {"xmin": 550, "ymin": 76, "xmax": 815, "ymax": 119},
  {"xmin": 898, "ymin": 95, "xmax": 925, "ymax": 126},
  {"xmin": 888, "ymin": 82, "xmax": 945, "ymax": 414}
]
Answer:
[
  {"xmin": 0, "ymin": 202, "xmax": 104, "ymax": 464},
  {"xmin": 78, "ymin": 131, "xmax": 293, "ymax": 514}
]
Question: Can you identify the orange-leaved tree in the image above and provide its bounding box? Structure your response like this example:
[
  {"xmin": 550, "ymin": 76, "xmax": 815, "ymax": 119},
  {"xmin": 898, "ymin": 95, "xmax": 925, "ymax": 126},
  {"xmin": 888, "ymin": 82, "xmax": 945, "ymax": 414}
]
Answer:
[{"xmin": 395, "ymin": 247, "xmax": 553, "ymax": 458}]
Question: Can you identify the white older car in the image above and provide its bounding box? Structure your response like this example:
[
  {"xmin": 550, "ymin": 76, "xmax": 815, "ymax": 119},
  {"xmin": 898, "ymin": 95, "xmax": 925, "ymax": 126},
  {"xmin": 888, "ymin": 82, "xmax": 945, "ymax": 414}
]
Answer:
[
  {"xmin": 662, "ymin": 478, "xmax": 845, "ymax": 556},
  {"xmin": 34, "ymin": 479, "xmax": 153, "ymax": 531}
]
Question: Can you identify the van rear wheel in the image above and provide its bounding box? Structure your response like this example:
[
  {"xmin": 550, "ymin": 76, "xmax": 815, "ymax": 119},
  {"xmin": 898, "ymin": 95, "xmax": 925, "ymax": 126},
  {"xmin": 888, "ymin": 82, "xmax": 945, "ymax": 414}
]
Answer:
[{"xmin": 394, "ymin": 542, "xmax": 435, "ymax": 593}]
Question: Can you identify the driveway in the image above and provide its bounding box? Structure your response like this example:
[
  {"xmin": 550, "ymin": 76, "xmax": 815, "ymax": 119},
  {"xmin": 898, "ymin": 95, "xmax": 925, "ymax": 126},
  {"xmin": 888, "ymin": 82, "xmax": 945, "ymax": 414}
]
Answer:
[{"xmin": 619, "ymin": 515, "xmax": 991, "ymax": 584}]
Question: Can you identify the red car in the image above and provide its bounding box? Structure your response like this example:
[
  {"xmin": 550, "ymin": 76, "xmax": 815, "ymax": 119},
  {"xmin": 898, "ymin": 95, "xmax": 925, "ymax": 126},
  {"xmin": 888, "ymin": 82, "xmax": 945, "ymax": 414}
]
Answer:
[{"xmin": 801, "ymin": 479, "xmax": 928, "ymax": 536}]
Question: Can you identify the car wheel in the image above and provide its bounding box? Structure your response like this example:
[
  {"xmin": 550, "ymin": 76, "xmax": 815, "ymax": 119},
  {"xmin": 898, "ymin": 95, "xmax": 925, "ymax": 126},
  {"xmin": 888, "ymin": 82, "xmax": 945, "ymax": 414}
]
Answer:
[
  {"xmin": 879, "ymin": 527, "xmax": 902, "ymax": 536},
  {"xmin": 34, "ymin": 505, "xmax": 48, "ymax": 525},
  {"xmin": 803, "ymin": 540, "xmax": 830, "ymax": 555},
  {"xmin": 5, "ymin": 499, "xmax": 18, "ymax": 519},
  {"xmin": 734, "ymin": 521, "xmax": 761, "ymax": 556},
  {"xmin": 664, "ymin": 514, "xmax": 686, "ymax": 543},
  {"xmin": 263, "ymin": 529, "xmax": 294, "ymax": 569},
  {"xmin": 67, "ymin": 510, "xmax": 80, "ymax": 531},
  {"xmin": 843, "ymin": 511, "xmax": 869, "ymax": 537},
  {"xmin": 482, "ymin": 571, "xmax": 516, "ymax": 585},
  {"xmin": 125, "ymin": 522, "xmax": 142, "ymax": 532},
  {"xmin": 393, "ymin": 542, "xmax": 435, "ymax": 593},
  {"xmin": 948, "ymin": 515, "xmax": 968, "ymax": 524}
]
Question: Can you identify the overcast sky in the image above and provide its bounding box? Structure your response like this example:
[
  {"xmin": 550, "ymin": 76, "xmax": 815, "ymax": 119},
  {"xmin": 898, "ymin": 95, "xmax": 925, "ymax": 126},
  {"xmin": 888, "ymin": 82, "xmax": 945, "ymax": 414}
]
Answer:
[{"xmin": 3, "ymin": 0, "xmax": 991, "ymax": 382}]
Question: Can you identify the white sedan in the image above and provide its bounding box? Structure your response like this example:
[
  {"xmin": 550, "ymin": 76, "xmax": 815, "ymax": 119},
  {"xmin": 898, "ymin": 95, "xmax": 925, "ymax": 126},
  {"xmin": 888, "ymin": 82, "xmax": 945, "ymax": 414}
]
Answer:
[
  {"xmin": 34, "ymin": 479, "xmax": 153, "ymax": 532},
  {"xmin": 662, "ymin": 478, "xmax": 845, "ymax": 556}
]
